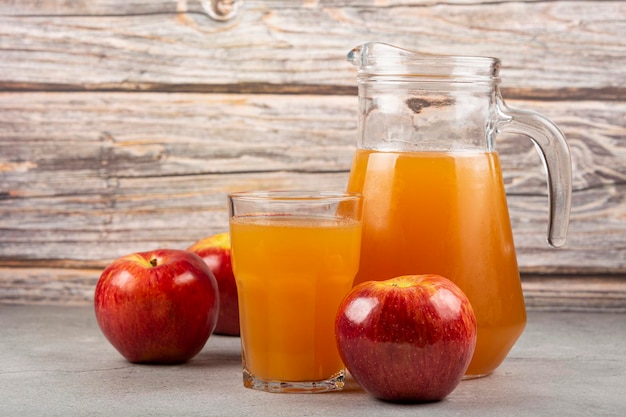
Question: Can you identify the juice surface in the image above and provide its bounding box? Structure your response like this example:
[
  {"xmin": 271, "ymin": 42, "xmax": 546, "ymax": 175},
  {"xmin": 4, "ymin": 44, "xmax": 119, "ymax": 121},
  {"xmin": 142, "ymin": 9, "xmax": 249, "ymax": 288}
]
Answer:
[
  {"xmin": 230, "ymin": 215, "xmax": 361, "ymax": 382},
  {"xmin": 346, "ymin": 149, "xmax": 526, "ymax": 376}
]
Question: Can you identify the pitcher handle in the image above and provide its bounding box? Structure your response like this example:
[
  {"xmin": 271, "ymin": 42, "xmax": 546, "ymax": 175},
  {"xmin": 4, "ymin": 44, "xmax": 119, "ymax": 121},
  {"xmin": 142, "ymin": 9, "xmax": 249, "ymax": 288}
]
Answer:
[{"xmin": 496, "ymin": 97, "xmax": 572, "ymax": 248}]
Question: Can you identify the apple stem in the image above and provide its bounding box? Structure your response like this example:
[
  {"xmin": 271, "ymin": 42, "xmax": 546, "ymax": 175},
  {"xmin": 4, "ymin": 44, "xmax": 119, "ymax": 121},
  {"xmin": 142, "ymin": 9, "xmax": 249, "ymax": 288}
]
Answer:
[{"xmin": 149, "ymin": 258, "xmax": 158, "ymax": 267}]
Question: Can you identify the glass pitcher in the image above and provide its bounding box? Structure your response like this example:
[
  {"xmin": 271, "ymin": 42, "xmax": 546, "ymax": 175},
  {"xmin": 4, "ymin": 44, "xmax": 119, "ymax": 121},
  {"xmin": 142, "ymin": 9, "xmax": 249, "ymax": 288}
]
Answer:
[{"xmin": 345, "ymin": 42, "xmax": 572, "ymax": 377}]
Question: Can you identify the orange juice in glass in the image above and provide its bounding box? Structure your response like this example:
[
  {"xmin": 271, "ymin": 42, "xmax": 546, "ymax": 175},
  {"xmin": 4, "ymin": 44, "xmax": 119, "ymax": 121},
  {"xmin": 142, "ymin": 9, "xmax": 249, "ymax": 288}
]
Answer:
[
  {"xmin": 346, "ymin": 149, "xmax": 526, "ymax": 377},
  {"xmin": 228, "ymin": 191, "xmax": 362, "ymax": 393}
]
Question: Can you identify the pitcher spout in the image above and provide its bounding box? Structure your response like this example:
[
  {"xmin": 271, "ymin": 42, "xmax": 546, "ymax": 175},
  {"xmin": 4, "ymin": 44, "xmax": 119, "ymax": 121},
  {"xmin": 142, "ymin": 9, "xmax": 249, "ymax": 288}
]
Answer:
[{"xmin": 347, "ymin": 42, "xmax": 417, "ymax": 69}]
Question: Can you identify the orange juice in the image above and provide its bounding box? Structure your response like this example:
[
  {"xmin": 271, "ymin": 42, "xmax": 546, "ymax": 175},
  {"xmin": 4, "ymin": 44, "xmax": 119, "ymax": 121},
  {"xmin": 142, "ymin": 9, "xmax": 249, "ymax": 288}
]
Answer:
[
  {"xmin": 346, "ymin": 149, "xmax": 526, "ymax": 376},
  {"xmin": 230, "ymin": 215, "xmax": 361, "ymax": 383}
]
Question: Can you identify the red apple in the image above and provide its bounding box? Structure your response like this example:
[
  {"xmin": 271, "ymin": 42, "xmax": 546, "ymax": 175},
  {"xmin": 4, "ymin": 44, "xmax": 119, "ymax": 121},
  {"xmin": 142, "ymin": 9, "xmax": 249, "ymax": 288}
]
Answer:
[
  {"xmin": 335, "ymin": 274, "xmax": 477, "ymax": 402},
  {"xmin": 94, "ymin": 249, "xmax": 219, "ymax": 364},
  {"xmin": 187, "ymin": 232, "xmax": 239, "ymax": 336}
]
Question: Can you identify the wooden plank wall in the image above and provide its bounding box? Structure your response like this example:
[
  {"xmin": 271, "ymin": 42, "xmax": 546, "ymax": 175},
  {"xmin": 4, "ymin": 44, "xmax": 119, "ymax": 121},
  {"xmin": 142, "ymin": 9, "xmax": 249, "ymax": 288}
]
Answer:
[{"xmin": 1, "ymin": 0, "xmax": 625, "ymax": 310}]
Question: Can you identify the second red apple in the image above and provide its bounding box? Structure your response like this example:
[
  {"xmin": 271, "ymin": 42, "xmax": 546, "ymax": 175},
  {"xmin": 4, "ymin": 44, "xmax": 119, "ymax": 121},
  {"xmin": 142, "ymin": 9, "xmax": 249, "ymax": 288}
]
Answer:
[
  {"xmin": 188, "ymin": 232, "xmax": 240, "ymax": 336},
  {"xmin": 335, "ymin": 274, "xmax": 477, "ymax": 402}
]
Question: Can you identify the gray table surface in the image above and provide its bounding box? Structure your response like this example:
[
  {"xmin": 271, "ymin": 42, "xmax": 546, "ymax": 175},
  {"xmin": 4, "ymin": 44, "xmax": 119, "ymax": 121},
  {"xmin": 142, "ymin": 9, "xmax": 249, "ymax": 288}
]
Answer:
[{"xmin": 1, "ymin": 304, "xmax": 624, "ymax": 417}]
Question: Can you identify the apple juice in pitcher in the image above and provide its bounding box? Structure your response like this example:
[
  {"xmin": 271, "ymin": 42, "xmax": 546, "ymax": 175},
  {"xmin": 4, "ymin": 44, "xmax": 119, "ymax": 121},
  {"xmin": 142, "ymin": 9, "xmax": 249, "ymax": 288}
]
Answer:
[{"xmin": 346, "ymin": 43, "xmax": 572, "ymax": 377}]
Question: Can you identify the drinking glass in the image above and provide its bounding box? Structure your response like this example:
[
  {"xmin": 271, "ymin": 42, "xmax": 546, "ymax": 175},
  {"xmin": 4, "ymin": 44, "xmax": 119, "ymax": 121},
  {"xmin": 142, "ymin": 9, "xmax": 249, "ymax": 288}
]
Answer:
[{"xmin": 228, "ymin": 191, "xmax": 362, "ymax": 393}]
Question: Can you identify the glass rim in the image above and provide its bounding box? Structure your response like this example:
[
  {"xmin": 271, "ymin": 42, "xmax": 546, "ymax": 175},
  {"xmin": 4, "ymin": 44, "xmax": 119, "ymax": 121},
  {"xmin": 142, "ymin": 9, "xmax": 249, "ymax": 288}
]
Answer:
[{"xmin": 228, "ymin": 190, "xmax": 362, "ymax": 202}]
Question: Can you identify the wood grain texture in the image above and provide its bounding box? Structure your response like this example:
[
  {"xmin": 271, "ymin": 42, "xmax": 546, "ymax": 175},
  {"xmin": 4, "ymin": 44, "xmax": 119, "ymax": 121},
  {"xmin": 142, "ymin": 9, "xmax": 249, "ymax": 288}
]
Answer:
[
  {"xmin": 521, "ymin": 275, "xmax": 626, "ymax": 313},
  {"xmin": 1, "ymin": 0, "xmax": 625, "ymax": 306},
  {"xmin": 1, "ymin": 92, "xmax": 624, "ymax": 272},
  {"xmin": 2, "ymin": 266, "xmax": 624, "ymax": 313},
  {"xmin": 0, "ymin": 1, "xmax": 624, "ymax": 95}
]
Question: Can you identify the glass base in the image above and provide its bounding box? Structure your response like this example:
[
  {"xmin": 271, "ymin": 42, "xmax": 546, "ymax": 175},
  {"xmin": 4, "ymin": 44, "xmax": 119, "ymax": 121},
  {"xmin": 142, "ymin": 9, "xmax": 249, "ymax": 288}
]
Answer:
[
  {"xmin": 462, "ymin": 373, "xmax": 491, "ymax": 380},
  {"xmin": 243, "ymin": 368, "xmax": 345, "ymax": 393}
]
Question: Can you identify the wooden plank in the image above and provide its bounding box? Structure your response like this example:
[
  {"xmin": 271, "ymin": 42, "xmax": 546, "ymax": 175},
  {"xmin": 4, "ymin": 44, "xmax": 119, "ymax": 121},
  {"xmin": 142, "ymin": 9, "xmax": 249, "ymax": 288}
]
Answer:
[
  {"xmin": 1, "ymin": 1, "xmax": 624, "ymax": 95},
  {"xmin": 521, "ymin": 275, "xmax": 626, "ymax": 313},
  {"xmin": 1, "ymin": 92, "xmax": 624, "ymax": 273},
  {"xmin": 1, "ymin": 183, "xmax": 623, "ymax": 272},
  {"xmin": 1, "ymin": 93, "xmax": 623, "ymax": 191},
  {"xmin": 2, "ymin": 266, "xmax": 624, "ymax": 312},
  {"xmin": 0, "ymin": 266, "xmax": 102, "ymax": 306},
  {"xmin": 0, "ymin": 0, "xmax": 572, "ymax": 15}
]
